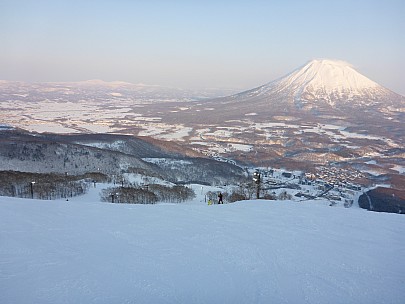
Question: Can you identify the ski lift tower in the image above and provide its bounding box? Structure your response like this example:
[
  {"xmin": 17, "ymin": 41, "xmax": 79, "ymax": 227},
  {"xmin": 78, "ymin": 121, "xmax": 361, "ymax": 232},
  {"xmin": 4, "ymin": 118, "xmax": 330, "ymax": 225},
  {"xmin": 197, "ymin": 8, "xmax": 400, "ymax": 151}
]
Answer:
[{"xmin": 253, "ymin": 170, "xmax": 261, "ymax": 199}]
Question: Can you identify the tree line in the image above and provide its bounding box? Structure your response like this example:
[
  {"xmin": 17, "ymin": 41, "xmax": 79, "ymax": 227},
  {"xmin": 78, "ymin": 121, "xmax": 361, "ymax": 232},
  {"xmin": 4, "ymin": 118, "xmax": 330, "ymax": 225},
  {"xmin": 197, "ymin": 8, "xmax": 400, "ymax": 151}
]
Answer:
[
  {"xmin": 0, "ymin": 171, "xmax": 107, "ymax": 200},
  {"xmin": 101, "ymin": 183, "xmax": 195, "ymax": 204}
]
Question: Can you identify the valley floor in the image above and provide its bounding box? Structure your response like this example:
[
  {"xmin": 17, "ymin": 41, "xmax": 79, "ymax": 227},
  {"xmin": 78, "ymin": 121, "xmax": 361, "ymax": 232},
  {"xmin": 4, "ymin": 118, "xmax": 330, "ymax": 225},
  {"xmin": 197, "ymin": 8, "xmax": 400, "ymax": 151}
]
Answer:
[{"xmin": 0, "ymin": 188, "xmax": 404, "ymax": 304}]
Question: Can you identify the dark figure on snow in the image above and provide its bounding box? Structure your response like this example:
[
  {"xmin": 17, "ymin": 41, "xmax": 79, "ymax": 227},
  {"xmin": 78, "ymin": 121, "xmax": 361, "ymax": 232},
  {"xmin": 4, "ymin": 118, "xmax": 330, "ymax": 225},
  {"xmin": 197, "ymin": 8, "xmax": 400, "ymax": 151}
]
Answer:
[{"xmin": 218, "ymin": 192, "xmax": 223, "ymax": 204}]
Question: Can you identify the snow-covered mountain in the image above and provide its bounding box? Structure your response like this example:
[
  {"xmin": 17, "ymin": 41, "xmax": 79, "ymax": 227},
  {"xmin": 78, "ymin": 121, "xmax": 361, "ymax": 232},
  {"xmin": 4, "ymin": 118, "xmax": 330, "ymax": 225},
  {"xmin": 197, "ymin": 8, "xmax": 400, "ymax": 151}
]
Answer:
[
  {"xmin": 1, "ymin": 60, "xmax": 403, "ymax": 178},
  {"xmin": 0, "ymin": 128, "xmax": 245, "ymax": 184},
  {"xmin": 215, "ymin": 59, "xmax": 403, "ymax": 112},
  {"xmin": 253, "ymin": 59, "xmax": 396, "ymax": 105},
  {"xmin": 174, "ymin": 59, "xmax": 403, "ymax": 130}
]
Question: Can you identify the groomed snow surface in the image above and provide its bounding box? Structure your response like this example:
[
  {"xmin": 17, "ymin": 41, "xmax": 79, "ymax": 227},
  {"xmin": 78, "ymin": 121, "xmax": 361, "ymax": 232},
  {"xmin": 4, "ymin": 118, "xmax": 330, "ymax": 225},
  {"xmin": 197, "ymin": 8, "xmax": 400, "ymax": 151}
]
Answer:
[{"xmin": 1, "ymin": 185, "xmax": 404, "ymax": 304}]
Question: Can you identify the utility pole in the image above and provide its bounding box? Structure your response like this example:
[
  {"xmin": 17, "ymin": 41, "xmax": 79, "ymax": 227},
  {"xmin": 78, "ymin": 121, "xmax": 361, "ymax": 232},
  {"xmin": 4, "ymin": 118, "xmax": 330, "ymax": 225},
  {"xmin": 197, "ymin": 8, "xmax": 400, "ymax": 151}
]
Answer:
[{"xmin": 253, "ymin": 171, "xmax": 261, "ymax": 199}]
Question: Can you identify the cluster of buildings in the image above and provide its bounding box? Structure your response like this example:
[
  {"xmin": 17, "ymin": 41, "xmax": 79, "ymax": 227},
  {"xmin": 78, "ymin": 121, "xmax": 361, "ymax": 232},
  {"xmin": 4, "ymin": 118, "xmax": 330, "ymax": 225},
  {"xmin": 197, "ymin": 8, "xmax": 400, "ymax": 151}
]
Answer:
[
  {"xmin": 252, "ymin": 166, "xmax": 364, "ymax": 207},
  {"xmin": 307, "ymin": 166, "xmax": 364, "ymax": 190}
]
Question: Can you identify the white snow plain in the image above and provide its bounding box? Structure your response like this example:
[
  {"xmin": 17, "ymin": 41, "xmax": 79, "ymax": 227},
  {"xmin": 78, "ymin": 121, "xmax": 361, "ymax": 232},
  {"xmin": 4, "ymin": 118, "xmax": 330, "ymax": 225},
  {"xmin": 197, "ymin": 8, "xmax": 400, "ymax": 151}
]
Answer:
[{"xmin": 1, "ymin": 187, "xmax": 404, "ymax": 304}]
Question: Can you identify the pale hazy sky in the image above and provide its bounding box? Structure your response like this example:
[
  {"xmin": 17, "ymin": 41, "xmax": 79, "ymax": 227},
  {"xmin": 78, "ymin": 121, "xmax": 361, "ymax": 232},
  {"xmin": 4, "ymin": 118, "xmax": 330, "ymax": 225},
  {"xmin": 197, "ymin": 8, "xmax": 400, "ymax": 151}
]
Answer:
[{"xmin": 1, "ymin": 0, "xmax": 404, "ymax": 94}]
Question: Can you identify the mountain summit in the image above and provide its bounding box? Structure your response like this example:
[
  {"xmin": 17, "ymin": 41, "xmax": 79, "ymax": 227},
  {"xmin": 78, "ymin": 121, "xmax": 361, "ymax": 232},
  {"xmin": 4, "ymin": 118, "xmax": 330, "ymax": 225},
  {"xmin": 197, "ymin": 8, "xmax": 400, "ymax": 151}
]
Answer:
[
  {"xmin": 270, "ymin": 59, "xmax": 380, "ymax": 97},
  {"xmin": 202, "ymin": 59, "xmax": 404, "ymax": 118},
  {"xmin": 181, "ymin": 59, "xmax": 404, "ymax": 125},
  {"xmin": 237, "ymin": 59, "xmax": 401, "ymax": 107}
]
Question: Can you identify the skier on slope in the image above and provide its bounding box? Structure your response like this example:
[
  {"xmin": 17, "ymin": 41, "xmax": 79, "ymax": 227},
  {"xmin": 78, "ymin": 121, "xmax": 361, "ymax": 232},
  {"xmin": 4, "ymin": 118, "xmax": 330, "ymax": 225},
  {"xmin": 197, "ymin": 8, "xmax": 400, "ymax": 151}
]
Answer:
[{"xmin": 218, "ymin": 192, "xmax": 223, "ymax": 204}]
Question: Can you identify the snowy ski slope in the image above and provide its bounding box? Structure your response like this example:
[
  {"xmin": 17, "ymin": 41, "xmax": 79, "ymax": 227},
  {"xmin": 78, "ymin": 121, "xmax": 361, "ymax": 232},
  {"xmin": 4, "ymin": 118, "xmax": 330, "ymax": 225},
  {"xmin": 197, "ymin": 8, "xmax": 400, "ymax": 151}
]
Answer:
[{"xmin": 0, "ymin": 185, "xmax": 404, "ymax": 304}]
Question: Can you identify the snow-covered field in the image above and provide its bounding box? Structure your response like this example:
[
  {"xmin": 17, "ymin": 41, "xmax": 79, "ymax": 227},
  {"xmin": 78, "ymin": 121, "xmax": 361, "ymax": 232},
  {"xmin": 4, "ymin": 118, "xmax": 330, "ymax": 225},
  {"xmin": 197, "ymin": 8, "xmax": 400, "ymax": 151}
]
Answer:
[{"xmin": 1, "ymin": 185, "xmax": 404, "ymax": 304}]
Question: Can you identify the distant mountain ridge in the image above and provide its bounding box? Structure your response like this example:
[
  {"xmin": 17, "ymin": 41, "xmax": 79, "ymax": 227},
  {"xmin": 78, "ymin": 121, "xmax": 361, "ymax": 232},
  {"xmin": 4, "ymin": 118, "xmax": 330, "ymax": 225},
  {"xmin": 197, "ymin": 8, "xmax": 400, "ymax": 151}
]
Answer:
[
  {"xmin": 0, "ymin": 128, "xmax": 245, "ymax": 185},
  {"xmin": 0, "ymin": 79, "xmax": 240, "ymax": 101},
  {"xmin": 1, "ymin": 59, "xmax": 404, "ymax": 182}
]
